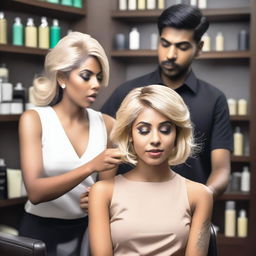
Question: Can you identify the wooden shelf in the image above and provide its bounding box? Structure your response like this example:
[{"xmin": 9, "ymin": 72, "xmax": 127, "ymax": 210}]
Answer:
[
  {"xmin": 0, "ymin": 197, "xmax": 27, "ymax": 208},
  {"xmin": 111, "ymin": 7, "xmax": 250, "ymax": 23},
  {"xmin": 0, "ymin": 0, "xmax": 86, "ymax": 20},
  {"xmin": 219, "ymin": 192, "xmax": 250, "ymax": 201},
  {"xmin": 217, "ymin": 234, "xmax": 249, "ymax": 246},
  {"xmin": 111, "ymin": 50, "xmax": 250, "ymax": 60},
  {"xmin": 0, "ymin": 44, "xmax": 47, "ymax": 56},
  {"xmin": 230, "ymin": 115, "xmax": 250, "ymax": 121},
  {"xmin": 0, "ymin": 115, "xmax": 21, "ymax": 122},
  {"xmin": 231, "ymin": 156, "xmax": 250, "ymax": 163}
]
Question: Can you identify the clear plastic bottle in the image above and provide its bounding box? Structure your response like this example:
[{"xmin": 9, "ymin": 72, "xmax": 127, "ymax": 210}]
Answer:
[
  {"xmin": 0, "ymin": 12, "xmax": 7, "ymax": 44},
  {"xmin": 25, "ymin": 18, "xmax": 37, "ymax": 48},
  {"xmin": 12, "ymin": 17, "xmax": 24, "ymax": 46},
  {"xmin": 50, "ymin": 19, "xmax": 61, "ymax": 48},
  {"xmin": 39, "ymin": 17, "xmax": 49, "ymax": 49}
]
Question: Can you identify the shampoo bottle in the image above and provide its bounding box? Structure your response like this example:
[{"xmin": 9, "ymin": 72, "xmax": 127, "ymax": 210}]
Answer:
[
  {"xmin": 12, "ymin": 17, "xmax": 23, "ymax": 46},
  {"xmin": 0, "ymin": 12, "xmax": 7, "ymax": 44},
  {"xmin": 224, "ymin": 201, "xmax": 236, "ymax": 237},
  {"xmin": 73, "ymin": 0, "xmax": 83, "ymax": 8},
  {"xmin": 50, "ymin": 19, "xmax": 61, "ymax": 48},
  {"xmin": 39, "ymin": 17, "xmax": 49, "ymax": 49},
  {"xmin": 25, "ymin": 18, "xmax": 37, "ymax": 48},
  {"xmin": 233, "ymin": 127, "xmax": 243, "ymax": 156},
  {"xmin": 0, "ymin": 63, "xmax": 9, "ymax": 83},
  {"xmin": 198, "ymin": 0, "xmax": 207, "ymax": 9},
  {"xmin": 147, "ymin": 0, "xmax": 156, "ymax": 10},
  {"xmin": 202, "ymin": 33, "xmax": 211, "ymax": 51},
  {"xmin": 119, "ymin": 0, "xmax": 127, "ymax": 10},
  {"xmin": 128, "ymin": 0, "xmax": 137, "ymax": 10},
  {"xmin": 61, "ymin": 0, "xmax": 72, "ymax": 6},
  {"xmin": 227, "ymin": 98, "xmax": 237, "ymax": 115},
  {"xmin": 138, "ymin": 0, "xmax": 146, "ymax": 10},
  {"xmin": 215, "ymin": 32, "xmax": 224, "ymax": 51},
  {"xmin": 190, "ymin": 0, "xmax": 197, "ymax": 6},
  {"xmin": 237, "ymin": 98, "xmax": 247, "ymax": 115},
  {"xmin": 47, "ymin": 0, "xmax": 59, "ymax": 3},
  {"xmin": 237, "ymin": 209, "xmax": 248, "ymax": 238},
  {"xmin": 129, "ymin": 27, "xmax": 140, "ymax": 50},
  {"xmin": 157, "ymin": 0, "xmax": 165, "ymax": 9},
  {"xmin": 241, "ymin": 166, "xmax": 250, "ymax": 192},
  {"xmin": 0, "ymin": 158, "xmax": 8, "ymax": 199}
]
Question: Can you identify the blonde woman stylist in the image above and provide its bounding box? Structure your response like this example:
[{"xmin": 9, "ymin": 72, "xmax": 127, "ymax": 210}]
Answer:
[{"xmin": 19, "ymin": 32, "xmax": 122, "ymax": 256}]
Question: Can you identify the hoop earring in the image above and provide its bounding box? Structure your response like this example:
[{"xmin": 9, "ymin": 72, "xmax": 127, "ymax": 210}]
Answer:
[{"xmin": 60, "ymin": 84, "xmax": 66, "ymax": 89}]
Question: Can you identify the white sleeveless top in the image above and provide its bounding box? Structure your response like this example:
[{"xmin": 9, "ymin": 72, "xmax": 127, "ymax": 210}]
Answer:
[{"xmin": 25, "ymin": 107, "xmax": 107, "ymax": 219}]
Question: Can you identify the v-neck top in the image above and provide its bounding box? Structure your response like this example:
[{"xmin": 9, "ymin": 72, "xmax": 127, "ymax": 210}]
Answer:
[
  {"xmin": 25, "ymin": 106, "xmax": 107, "ymax": 219},
  {"xmin": 110, "ymin": 174, "xmax": 191, "ymax": 255}
]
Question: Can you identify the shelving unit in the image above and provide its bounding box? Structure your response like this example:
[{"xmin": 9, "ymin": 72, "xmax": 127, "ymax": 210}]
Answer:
[
  {"xmin": 0, "ymin": 0, "xmax": 87, "ymax": 231},
  {"xmin": 109, "ymin": 1, "xmax": 254, "ymax": 255}
]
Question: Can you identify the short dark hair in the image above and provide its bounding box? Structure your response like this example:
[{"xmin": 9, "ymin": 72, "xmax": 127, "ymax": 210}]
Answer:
[{"xmin": 157, "ymin": 4, "xmax": 209, "ymax": 42}]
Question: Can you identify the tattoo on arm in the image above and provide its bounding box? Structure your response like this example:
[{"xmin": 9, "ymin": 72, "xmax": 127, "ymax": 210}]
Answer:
[{"xmin": 196, "ymin": 219, "xmax": 211, "ymax": 253}]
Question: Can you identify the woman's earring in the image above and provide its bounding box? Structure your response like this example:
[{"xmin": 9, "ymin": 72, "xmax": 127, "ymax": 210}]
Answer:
[{"xmin": 60, "ymin": 84, "xmax": 66, "ymax": 89}]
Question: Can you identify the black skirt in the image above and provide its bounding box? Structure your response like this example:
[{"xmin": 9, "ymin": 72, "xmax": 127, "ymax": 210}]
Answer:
[{"xmin": 19, "ymin": 212, "xmax": 88, "ymax": 256}]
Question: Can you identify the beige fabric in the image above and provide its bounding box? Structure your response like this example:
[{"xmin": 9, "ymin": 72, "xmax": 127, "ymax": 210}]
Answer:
[{"xmin": 110, "ymin": 174, "xmax": 191, "ymax": 256}]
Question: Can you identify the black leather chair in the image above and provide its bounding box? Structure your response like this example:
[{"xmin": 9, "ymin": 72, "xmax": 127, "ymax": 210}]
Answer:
[
  {"xmin": 0, "ymin": 231, "xmax": 47, "ymax": 256},
  {"xmin": 208, "ymin": 224, "xmax": 218, "ymax": 256}
]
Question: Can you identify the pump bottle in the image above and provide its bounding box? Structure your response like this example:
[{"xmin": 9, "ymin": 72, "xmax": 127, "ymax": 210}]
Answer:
[
  {"xmin": 50, "ymin": 19, "xmax": 61, "ymax": 48},
  {"xmin": 25, "ymin": 18, "xmax": 37, "ymax": 48},
  {"xmin": 12, "ymin": 17, "xmax": 23, "ymax": 46},
  {"xmin": 0, "ymin": 12, "xmax": 7, "ymax": 44},
  {"xmin": 39, "ymin": 17, "xmax": 49, "ymax": 49}
]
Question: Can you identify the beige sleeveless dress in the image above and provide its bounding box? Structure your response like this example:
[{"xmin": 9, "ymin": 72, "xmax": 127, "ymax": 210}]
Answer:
[{"xmin": 110, "ymin": 174, "xmax": 191, "ymax": 256}]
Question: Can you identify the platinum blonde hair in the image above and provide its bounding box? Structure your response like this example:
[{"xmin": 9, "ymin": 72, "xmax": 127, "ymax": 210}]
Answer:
[
  {"xmin": 111, "ymin": 85, "xmax": 196, "ymax": 166},
  {"xmin": 30, "ymin": 32, "xmax": 109, "ymax": 106}
]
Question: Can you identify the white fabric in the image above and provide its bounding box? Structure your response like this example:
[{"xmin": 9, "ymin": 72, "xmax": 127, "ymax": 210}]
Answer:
[{"xmin": 25, "ymin": 106, "xmax": 107, "ymax": 219}]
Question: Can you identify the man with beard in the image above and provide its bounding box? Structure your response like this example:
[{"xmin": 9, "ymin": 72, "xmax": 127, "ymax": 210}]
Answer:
[{"xmin": 101, "ymin": 4, "xmax": 232, "ymax": 198}]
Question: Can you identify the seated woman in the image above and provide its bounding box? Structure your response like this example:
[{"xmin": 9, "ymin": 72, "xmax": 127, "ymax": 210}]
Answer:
[{"xmin": 88, "ymin": 85, "xmax": 213, "ymax": 256}]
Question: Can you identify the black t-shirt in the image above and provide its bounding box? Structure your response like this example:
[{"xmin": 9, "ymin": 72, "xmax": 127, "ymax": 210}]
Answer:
[{"xmin": 101, "ymin": 68, "xmax": 233, "ymax": 184}]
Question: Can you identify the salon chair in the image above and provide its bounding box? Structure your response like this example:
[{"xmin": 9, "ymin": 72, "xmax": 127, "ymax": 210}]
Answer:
[
  {"xmin": 208, "ymin": 223, "xmax": 218, "ymax": 256},
  {"xmin": 0, "ymin": 231, "xmax": 47, "ymax": 256}
]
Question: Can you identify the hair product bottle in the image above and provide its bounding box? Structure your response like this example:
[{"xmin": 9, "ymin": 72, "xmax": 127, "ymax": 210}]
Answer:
[
  {"xmin": 237, "ymin": 209, "xmax": 248, "ymax": 237},
  {"xmin": 61, "ymin": 0, "xmax": 72, "ymax": 6},
  {"xmin": 0, "ymin": 63, "xmax": 9, "ymax": 83},
  {"xmin": 118, "ymin": 0, "xmax": 127, "ymax": 10},
  {"xmin": 129, "ymin": 27, "xmax": 140, "ymax": 50},
  {"xmin": 227, "ymin": 98, "xmax": 237, "ymax": 115},
  {"xmin": 225, "ymin": 201, "xmax": 236, "ymax": 237},
  {"xmin": 233, "ymin": 127, "xmax": 243, "ymax": 156},
  {"xmin": 237, "ymin": 98, "xmax": 247, "ymax": 115},
  {"xmin": 47, "ymin": 0, "xmax": 59, "ymax": 3},
  {"xmin": 0, "ymin": 158, "xmax": 8, "ymax": 199},
  {"xmin": 25, "ymin": 18, "xmax": 37, "ymax": 48},
  {"xmin": 238, "ymin": 30, "xmax": 249, "ymax": 51},
  {"xmin": 157, "ymin": 0, "xmax": 165, "ymax": 9},
  {"xmin": 73, "ymin": 0, "xmax": 82, "ymax": 8},
  {"xmin": 13, "ymin": 82, "xmax": 26, "ymax": 111},
  {"xmin": 50, "ymin": 19, "xmax": 61, "ymax": 48},
  {"xmin": 0, "ymin": 12, "xmax": 7, "ymax": 44},
  {"xmin": 215, "ymin": 32, "xmax": 224, "ymax": 51},
  {"xmin": 198, "ymin": 0, "xmax": 207, "ymax": 9},
  {"xmin": 150, "ymin": 33, "xmax": 158, "ymax": 50},
  {"xmin": 202, "ymin": 33, "xmax": 211, "ymax": 51},
  {"xmin": 147, "ymin": 0, "xmax": 156, "ymax": 10},
  {"xmin": 190, "ymin": 0, "xmax": 197, "ymax": 6},
  {"xmin": 128, "ymin": 0, "xmax": 137, "ymax": 10},
  {"xmin": 241, "ymin": 166, "xmax": 250, "ymax": 192},
  {"xmin": 39, "ymin": 17, "xmax": 49, "ymax": 49},
  {"xmin": 12, "ymin": 17, "xmax": 23, "ymax": 46},
  {"xmin": 138, "ymin": 0, "xmax": 146, "ymax": 10}
]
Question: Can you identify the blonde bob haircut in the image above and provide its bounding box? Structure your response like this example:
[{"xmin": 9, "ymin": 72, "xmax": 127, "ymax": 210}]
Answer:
[
  {"xmin": 30, "ymin": 32, "xmax": 109, "ymax": 106},
  {"xmin": 111, "ymin": 85, "xmax": 196, "ymax": 166}
]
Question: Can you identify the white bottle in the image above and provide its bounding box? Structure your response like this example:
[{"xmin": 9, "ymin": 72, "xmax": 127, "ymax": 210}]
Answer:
[
  {"xmin": 233, "ymin": 127, "xmax": 243, "ymax": 156},
  {"xmin": 25, "ymin": 18, "xmax": 37, "ymax": 47},
  {"xmin": 198, "ymin": 0, "xmax": 207, "ymax": 9},
  {"xmin": 138, "ymin": 0, "xmax": 146, "ymax": 10},
  {"xmin": 238, "ymin": 99, "xmax": 247, "ymax": 115},
  {"xmin": 190, "ymin": 0, "xmax": 197, "ymax": 6},
  {"xmin": 215, "ymin": 32, "xmax": 224, "ymax": 51},
  {"xmin": 0, "ymin": 63, "xmax": 9, "ymax": 83},
  {"xmin": 202, "ymin": 33, "xmax": 211, "ymax": 51},
  {"xmin": 119, "ymin": 0, "xmax": 127, "ymax": 10},
  {"xmin": 241, "ymin": 166, "xmax": 250, "ymax": 192},
  {"xmin": 128, "ymin": 0, "xmax": 136, "ymax": 10},
  {"xmin": 237, "ymin": 209, "xmax": 248, "ymax": 238},
  {"xmin": 129, "ymin": 27, "xmax": 140, "ymax": 50},
  {"xmin": 227, "ymin": 98, "xmax": 237, "ymax": 115},
  {"xmin": 224, "ymin": 201, "xmax": 236, "ymax": 237},
  {"xmin": 147, "ymin": 0, "xmax": 156, "ymax": 10}
]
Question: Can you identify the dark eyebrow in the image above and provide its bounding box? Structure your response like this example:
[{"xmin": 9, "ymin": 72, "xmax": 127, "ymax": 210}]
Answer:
[
  {"xmin": 135, "ymin": 121, "xmax": 151, "ymax": 127},
  {"xmin": 79, "ymin": 70, "xmax": 102, "ymax": 75},
  {"xmin": 160, "ymin": 37, "xmax": 191, "ymax": 47}
]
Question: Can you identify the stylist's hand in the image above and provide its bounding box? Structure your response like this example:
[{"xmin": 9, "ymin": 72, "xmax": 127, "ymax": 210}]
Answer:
[
  {"xmin": 80, "ymin": 187, "xmax": 90, "ymax": 212},
  {"xmin": 88, "ymin": 148, "xmax": 124, "ymax": 173}
]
